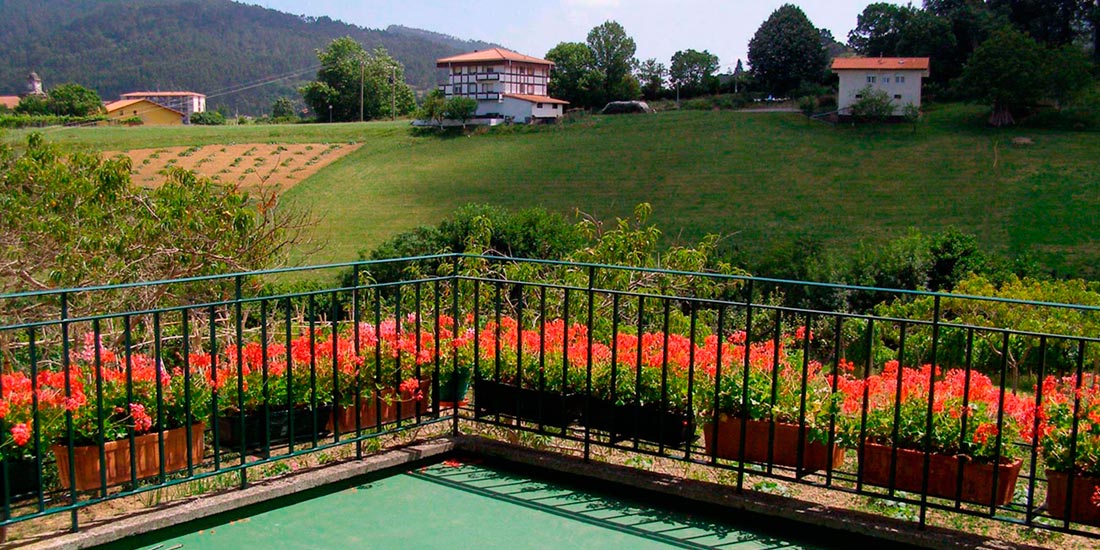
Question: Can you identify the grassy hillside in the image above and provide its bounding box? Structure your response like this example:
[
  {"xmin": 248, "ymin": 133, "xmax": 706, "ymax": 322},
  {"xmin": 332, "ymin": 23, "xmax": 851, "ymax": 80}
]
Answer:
[{"xmin": 9, "ymin": 104, "xmax": 1099, "ymax": 279}]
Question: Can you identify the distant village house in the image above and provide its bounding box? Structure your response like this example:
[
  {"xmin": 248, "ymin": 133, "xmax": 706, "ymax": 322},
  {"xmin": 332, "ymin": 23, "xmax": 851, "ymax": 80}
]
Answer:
[
  {"xmin": 119, "ymin": 91, "xmax": 206, "ymax": 123},
  {"xmin": 0, "ymin": 72, "xmax": 47, "ymax": 110},
  {"xmin": 436, "ymin": 48, "xmax": 567, "ymax": 124},
  {"xmin": 832, "ymin": 57, "xmax": 930, "ymax": 117},
  {"xmin": 104, "ymin": 98, "xmax": 184, "ymax": 126}
]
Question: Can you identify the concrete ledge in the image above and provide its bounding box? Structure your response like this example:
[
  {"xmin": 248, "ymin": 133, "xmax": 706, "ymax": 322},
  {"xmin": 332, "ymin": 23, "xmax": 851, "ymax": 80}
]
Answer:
[
  {"xmin": 20, "ymin": 438, "xmax": 456, "ymax": 550},
  {"xmin": 453, "ymin": 435, "xmax": 1045, "ymax": 550}
]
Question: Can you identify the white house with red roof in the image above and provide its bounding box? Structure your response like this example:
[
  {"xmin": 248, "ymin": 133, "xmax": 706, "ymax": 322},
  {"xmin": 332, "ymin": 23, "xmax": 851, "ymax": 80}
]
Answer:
[
  {"xmin": 832, "ymin": 57, "xmax": 930, "ymax": 116},
  {"xmin": 436, "ymin": 48, "xmax": 567, "ymax": 123}
]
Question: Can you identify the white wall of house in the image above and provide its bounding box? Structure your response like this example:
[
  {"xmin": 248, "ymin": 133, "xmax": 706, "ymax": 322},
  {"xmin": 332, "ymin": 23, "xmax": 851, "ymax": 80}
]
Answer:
[{"xmin": 836, "ymin": 70, "xmax": 924, "ymax": 115}]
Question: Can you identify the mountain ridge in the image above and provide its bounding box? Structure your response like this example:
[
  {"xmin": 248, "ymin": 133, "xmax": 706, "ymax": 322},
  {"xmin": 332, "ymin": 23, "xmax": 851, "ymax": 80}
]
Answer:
[{"xmin": 0, "ymin": 0, "xmax": 500, "ymax": 115}]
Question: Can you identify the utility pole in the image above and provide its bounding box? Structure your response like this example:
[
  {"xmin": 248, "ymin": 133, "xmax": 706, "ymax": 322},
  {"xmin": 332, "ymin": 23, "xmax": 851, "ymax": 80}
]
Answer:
[
  {"xmin": 359, "ymin": 59, "xmax": 364, "ymax": 123},
  {"xmin": 391, "ymin": 65, "xmax": 397, "ymax": 122}
]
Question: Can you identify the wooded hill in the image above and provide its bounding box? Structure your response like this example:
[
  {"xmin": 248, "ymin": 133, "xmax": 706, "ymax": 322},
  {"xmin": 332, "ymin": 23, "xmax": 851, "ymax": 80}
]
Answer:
[{"xmin": 0, "ymin": 0, "xmax": 497, "ymax": 115}]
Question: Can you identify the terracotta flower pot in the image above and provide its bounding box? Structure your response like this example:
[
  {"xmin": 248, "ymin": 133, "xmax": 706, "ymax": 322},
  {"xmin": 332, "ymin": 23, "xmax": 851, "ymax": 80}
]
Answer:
[
  {"xmin": 702, "ymin": 415, "xmax": 845, "ymax": 473},
  {"xmin": 1046, "ymin": 470, "xmax": 1100, "ymax": 526},
  {"xmin": 328, "ymin": 380, "xmax": 430, "ymax": 433},
  {"xmin": 52, "ymin": 423, "xmax": 205, "ymax": 492},
  {"xmin": 858, "ymin": 442, "xmax": 1022, "ymax": 506}
]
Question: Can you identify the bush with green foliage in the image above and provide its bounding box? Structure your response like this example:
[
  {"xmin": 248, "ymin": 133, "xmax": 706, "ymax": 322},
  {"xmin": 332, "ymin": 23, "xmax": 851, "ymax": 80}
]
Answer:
[
  {"xmin": 848, "ymin": 86, "xmax": 896, "ymax": 121},
  {"xmin": 190, "ymin": 111, "xmax": 226, "ymax": 125}
]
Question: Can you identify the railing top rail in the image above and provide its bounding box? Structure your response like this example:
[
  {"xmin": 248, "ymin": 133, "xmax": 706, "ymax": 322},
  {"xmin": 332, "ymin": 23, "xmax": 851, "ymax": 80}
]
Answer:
[
  {"xmin": 2, "ymin": 252, "xmax": 1098, "ymax": 315},
  {"xmin": 468, "ymin": 254, "xmax": 1100, "ymax": 314},
  {"xmin": 0, "ymin": 254, "xmax": 460, "ymax": 301}
]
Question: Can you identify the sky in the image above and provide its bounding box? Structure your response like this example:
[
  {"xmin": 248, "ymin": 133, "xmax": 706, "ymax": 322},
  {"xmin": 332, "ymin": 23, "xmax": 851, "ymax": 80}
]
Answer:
[{"xmin": 250, "ymin": 0, "xmax": 905, "ymax": 72}]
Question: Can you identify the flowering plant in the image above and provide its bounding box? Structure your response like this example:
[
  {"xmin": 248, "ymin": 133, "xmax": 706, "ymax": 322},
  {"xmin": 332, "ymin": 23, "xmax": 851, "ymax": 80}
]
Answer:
[
  {"xmin": 1037, "ymin": 374, "xmax": 1100, "ymax": 475},
  {"xmin": 469, "ymin": 317, "xmax": 592, "ymax": 393},
  {"xmin": 0, "ymin": 369, "xmax": 78, "ymax": 461},
  {"xmin": 31, "ymin": 334, "xmax": 213, "ymax": 446},
  {"xmin": 835, "ymin": 361, "xmax": 1033, "ymax": 462},
  {"xmin": 590, "ymin": 331, "xmax": 709, "ymax": 412},
  {"xmin": 692, "ymin": 329, "xmax": 839, "ymax": 439},
  {"xmin": 347, "ymin": 315, "xmax": 456, "ymax": 407}
]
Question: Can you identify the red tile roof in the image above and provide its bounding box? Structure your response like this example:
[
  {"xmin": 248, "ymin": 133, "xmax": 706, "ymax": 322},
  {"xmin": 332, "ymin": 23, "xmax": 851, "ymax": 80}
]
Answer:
[
  {"xmin": 437, "ymin": 48, "xmax": 554, "ymax": 66},
  {"xmin": 503, "ymin": 94, "xmax": 569, "ymax": 105},
  {"xmin": 121, "ymin": 91, "xmax": 206, "ymax": 98},
  {"xmin": 831, "ymin": 57, "xmax": 930, "ymax": 71},
  {"xmin": 0, "ymin": 96, "xmax": 20, "ymax": 109}
]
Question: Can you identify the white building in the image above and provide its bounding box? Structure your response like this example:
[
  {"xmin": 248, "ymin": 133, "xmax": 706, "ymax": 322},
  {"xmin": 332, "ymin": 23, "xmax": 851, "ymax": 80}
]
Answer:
[
  {"xmin": 120, "ymin": 91, "xmax": 206, "ymax": 123},
  {"xmin": 832, "ymin": 57, "xmax": 930, "ymax": 116},
  {"xmin": 436, "ymin": 48, "xmax": 567, "ymax": 123}
]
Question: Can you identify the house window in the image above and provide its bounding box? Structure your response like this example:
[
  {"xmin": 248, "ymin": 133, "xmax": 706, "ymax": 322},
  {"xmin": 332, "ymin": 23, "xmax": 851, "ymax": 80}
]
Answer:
[
  {"xmin": 468, "ymin": 84, "xmax": 476, "ymax": 94},
  {"xmin": 894, "ymin": 94, "xmax": 902, "ymax": 99},
  {"xmin": 867, "ymin": 75, "xmax": 876, "ymax": 84},
  {"xmin": 896, "ymin": 75, "xmax": 906, "ymax": 83},
  {"xmin": 855, "ymin": 94, "xmax": 863, "ymax": 99},
  {"xmin": 537, "ymin": 103, "xmax": 543, "ymax": 108}
]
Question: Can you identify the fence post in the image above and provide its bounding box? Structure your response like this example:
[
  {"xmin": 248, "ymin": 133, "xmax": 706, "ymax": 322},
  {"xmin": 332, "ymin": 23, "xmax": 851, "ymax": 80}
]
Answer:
[{"xmin": 919, "ymin": 294, "xmax": 942, "ymax": 528}]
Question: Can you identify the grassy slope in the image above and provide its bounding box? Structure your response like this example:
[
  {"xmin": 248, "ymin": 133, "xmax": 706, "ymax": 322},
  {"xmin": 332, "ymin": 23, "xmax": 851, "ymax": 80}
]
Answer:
[{"xmin": 8, "ymin": 105, "xmax": 1098, "ymax": 278}]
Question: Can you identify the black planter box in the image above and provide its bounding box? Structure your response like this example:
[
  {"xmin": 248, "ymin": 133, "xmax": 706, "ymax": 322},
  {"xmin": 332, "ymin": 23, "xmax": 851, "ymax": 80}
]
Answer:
[
  {"xmin": 0, "ymin": 458, "xmax": 40, "ymax": 502},
  {"xmin": 474, "ymin": 379, "xmax": 581, "ymax": 427},
  {"xmin": 583, "ymin": 398, "xmax": 696, "ymax": 448},
  {"xmin": 217, "ymin": 405, "xmax": 333, "ymax": 450}
]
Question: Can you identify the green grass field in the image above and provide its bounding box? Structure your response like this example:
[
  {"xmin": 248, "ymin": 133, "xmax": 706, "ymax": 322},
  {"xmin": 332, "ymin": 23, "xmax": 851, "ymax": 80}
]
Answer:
[{"xmin": 7, "ymin": 105, "xmax": 1099, "ymax": 278}]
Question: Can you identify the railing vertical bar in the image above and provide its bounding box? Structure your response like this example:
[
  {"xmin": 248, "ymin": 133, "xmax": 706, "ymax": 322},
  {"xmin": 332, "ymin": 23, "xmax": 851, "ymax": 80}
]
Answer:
[
  {"xmin": 1025, "ymin": 336, "xmax": 1048, "ymax": 524},
  {"xmin": 659, "ymin": 299, "xmax": 671, "ymax": 457},
  {"xmin": 450, "ymin": 258, "xmax": 461, "ymax": 435},
  {"xmin": 395, "ymin": 287, "xmax": 404, "ymax": 428},
  {"xmin": 633, "ymin": 295, "xmax": 644, "ymax": 452},
  {"xmin": 472, "ymin": 278, "xmax": 481, "ymax": 426},
  {"xmin": 685, "ymin": 301, "xmax": 698, "ymax": 461},
  {"xmin": 414, "ymin": 283, "xmax": 423, "ymax": 422},
  {"xmin": 765, "ymin": 309, "xmax": 782, "ymax": 474},
  {"xmin": 284, "ymin": 297, "xmax": 294, "ymax": 454},
  {"xmin": 372, "ymin": 289, "xmax": 382, "ymax": 433},
  {"xmin": 0, "ymin": 344, "xmax": 8, "ymax": 521},
  {"xmin": 154, "ymin": 311, "xmax": 166, "ymax": 485},
  {"xmin": 516, "ymin": 283, "xmax": 525, "ymax": 431},
  {"xmin": 125, "ymin": 315, "xmax": 137, "ymax": 486},
  {"xmin": 29, "ymin": 326, "xmax": 45, "ymax": 512},
  {"xmin": 331, "ymin": 291, "xmax": 341, "ymax": 442},
  {"xmin": 235, "ymin": 276, "xmax": 246, "ymax": 487},
  {"xmin": 584, "ymin": 266, "xmax": 595, "ymax": 462},
  {"xmin": 352, "ymin": 266, "xmax": 363, "ymax": 454},
  {"xmin": 93, "ymin": 318, "xmax": 107, "ymax": 497},
  {"xmin": 537, "ymin": 285, "xmax": 546, "ymax": 433},
  {"xmin": 737, "ymin": 280, "xmax": 754, "ymax": 491},
  {"xmin": 308, "ymin": 295, "xmax": 318, "ymax": 448},
  {"xmin": 795, "ymin": 312, "xmax": 811, "ymax": 478},
  {"xmin": 260, "ymin": 300, "xmax": 269, "ymax": 461},
  {"xmin": 888, "ymin": 322, "xmax": 907, "ymax": 497},
  {"xmin": 610, "ymin": 293, "xmax": 621, "ymax": 447},
  {"xmin": 61, "ymin": 292, "xmax": 78, "ymax": 531},
  {"xmin": 710, "ymin": 304, "xmax": 725, "ymax": 465},
  {"xmin": 990, "ymin": 331, "xmax": 1010, "ymax": 518},
  {"xmin": 210, "ymin": 304, "xmax": 221, "ymax": 471},
  {"xmin": 182, "ymin": 311, "xmax": 194, "ymax": 477},
  {"xmin": 825, "ymin": 315, "xmax": 842, "ymax": 487},
  {"xmin": 559, "ymin": 288, "xmax": 569, "ymax": 432},
  {"xmin": 954, "ymin": 328, "xmax": 975, "ymax": 509},
  {"xmin": 918, "ymin": 295, "xmax": 942, "ymax": 528},
  {"xmin": 493, "ymin": 283, "xmax": 502, "ymax": 427},
  {"xmin": 856, "ymin": 318, "xmax": 874, "ymax": 494},
  {"xmin": 1063, "ymin": 339, "xmax": 1087, "ymax": 528}
]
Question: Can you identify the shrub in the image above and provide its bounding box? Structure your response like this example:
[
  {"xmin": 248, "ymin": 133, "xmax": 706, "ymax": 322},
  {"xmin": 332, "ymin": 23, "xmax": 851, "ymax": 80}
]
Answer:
[
  {"xmin": 191, "ymin": 111, "xmax": 226, "ymax": 125},
  {"xmin": 849, "ymin": 86, "xmax": 894, "ymax": 122}
]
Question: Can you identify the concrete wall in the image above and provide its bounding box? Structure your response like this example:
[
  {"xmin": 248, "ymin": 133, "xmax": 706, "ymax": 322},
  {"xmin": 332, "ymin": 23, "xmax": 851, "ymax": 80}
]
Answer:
[{"xmin": 837, "ymin": 70, "xmax": 923, "ymax": 115}]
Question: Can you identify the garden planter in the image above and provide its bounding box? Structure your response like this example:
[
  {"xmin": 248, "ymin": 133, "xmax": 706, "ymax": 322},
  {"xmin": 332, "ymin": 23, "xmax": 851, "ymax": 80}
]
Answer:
[
  {"xmin": 474, "ymin": 379, "xmax": 581, "ymax": 426},
  {"xmin": 328, "ymin": 382, "xmax": 431, "ymax": 433},
  {"xmin": 859, "ymin": 442, "xmax": 1022, "ymax": 506},
  {"xmin": 703, "ymin": 415, "xmax": 844, "ymax": 473},
  {"xmin": 435, "ymin": 367, "xmax": 472, "ymax": 405},
  {"xmin": 217, "ymin": 406, "xmax": 332, "ymax": 450},
  {"xmin": 1046, "ymin": 471, "xmax": 1100, "ymax": 526},
  {"xmin": 0, "ymin": 458, "xmax": 41, "ymax": 499},
  {"xmin": 583, "ymin": 399, "xmax": 695, "ymax": 447},
  {"xmin": 53, "ymin": 423, "xmax": 205, "ymax": 492}
]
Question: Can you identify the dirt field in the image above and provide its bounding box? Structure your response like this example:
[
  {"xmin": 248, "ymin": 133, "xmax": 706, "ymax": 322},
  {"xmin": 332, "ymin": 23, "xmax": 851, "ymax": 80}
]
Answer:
[{"xmin": 106, "ymin": 143, "xmax": 362, "ymax": 190}]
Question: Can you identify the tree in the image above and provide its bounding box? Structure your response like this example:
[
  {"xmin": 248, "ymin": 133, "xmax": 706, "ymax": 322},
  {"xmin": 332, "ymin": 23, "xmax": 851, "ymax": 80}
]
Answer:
[
  {"xmin": 849, "ymin": 3, "xmax": 912, "ymax": 56},
  {"xmin": 300, "ymin": 37, "xmax": 415, "ymax": 122},
  {"xmin": 747, "ymin": 4, "xmax": 828, "ymax": 96},
  {"xmin": 988, "ymin": 0, "xmax": 1085, "ymax": 47},
  {"xmin": 586, "ymin": 21, "xmax": 638, "ymax": 105},
  {"xmin": 0, "ymin": 134, "xmax": 312, "ymax": 320},
  {"xmin": 271, "ymin": 97, "xmax": 297, "ymax": 119},
  {"xmin": 443, "ymin": 96, "xmax": 478, "ymax": 128},
  {"xmin": 45, "ymin": 83, "xmax": 103, "ymax": 117},
  {"xmin": 14, "ymin": 95, "xmax": 49, "ymax": 116},
  {"xmin": 849, "ymin": 86, "xmax": 896, "ymax": 122},
  {"xmin": 960, "ymin": 27, "xmax": 1048, "ymax": 126},
  {"xmin": 190, "ymin": 111, "xmax": 226, "ymax": 125},
  {"xmin": 417, "ymin": 89, "xmax": 447, "ymax": 128},
  {"xmin": 731, "ymin": 59, "xmax": 749, "ymax": 94},
  {"xmin": 669, "ymin": 49, "xmax": 720, "ymax": 97},
  {"xmin": 1046, "ymin": 45, "xmax": 1094, "ymax": 108},
  {"xmin": 546, "ymin": 42, "xmax": 599, "ymax": 108},
  {"xmin": 636, "ymin": 58, "xmax": 666, "ymax": 100}
]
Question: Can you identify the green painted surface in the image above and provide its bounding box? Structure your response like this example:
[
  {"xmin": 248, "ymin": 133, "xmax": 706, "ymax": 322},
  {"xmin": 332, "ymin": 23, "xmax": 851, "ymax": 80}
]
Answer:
[{"xmin": 135, "ymin": 461, "xmax": 822, "ymax": 549}]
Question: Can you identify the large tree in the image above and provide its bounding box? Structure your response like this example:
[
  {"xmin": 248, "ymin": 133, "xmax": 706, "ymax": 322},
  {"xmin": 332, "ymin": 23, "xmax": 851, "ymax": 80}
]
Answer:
[
  {"xmin": 636, "ymin": 58, "xmax": 666, "ymax": 100},
  {"xmin": 960, "ymin": 27, "xmax": 1048, "ymax": 126},
  {"xmin": 45, "ymin": 83, "xmax": 103, "ymax": 117},
  {"xmin": 670, "ymin": 49, "xmax": 720, "ymax": 97},
  {"xmin": 586, "ymin": 21, "xmax": 639, "ymax": 105},
  {"xmin": 850, "ymin": 4, "xmax": 957, "ymax": 87},
  {"xmin": 849, "ymin": 3, "xmax": 912, "ymax": 56},
  {"xmin": 747, "ymin": 4, "xmax": 828, "ymax": 96},
  {"xmin": 546, "ymin": 42, "xmax": 599, "ymax": 108},
  {"xmin": 988, "ymin": 0, "xmax": 1085, "ymax": 47},
  {"xmin": 300, "ymin": 37, "xmax": 415, "ymax": 122}
]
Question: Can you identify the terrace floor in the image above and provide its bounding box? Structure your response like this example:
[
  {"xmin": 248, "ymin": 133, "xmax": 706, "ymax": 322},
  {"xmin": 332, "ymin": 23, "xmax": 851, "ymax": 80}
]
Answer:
[{"xmin": 117, "ymin": 459, "xmax": 830, "ymax": 550}]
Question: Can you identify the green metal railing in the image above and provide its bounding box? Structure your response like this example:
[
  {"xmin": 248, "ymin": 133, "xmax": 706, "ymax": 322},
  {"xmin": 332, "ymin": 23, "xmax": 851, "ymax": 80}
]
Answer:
[{"xmin": 0, "ymin": 254, "xmax": 1098, "ymax": 539}]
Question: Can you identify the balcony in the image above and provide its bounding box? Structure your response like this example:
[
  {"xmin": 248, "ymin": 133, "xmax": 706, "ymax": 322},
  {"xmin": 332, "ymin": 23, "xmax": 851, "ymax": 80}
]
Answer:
[
  {"xmin": 474, "ymin": 92, "xmax": 501, "ymax": 100},
  {"xmin": 4, "ymin": 255, "xmax": 1100, "ymax": 545},
  {"xmin": 475, "ymin": 72, "xmax": 500, "ymax": 81}
]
